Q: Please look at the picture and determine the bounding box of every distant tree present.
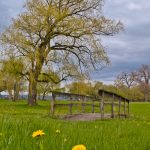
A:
[115,72,137,89]
[37,71,60,100]
[114,71,138,99]
[113,65,150,101]
[1,0,123,105]
[136,65,150,102]
[37,82,60,100]
[0,71,6,93]
[103,84,117,93]
[68,81,93,95]
[92,81,103,96]
[0,58,24,101]
[130,86,144,101]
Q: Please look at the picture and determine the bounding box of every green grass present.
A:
[0,100,150,150]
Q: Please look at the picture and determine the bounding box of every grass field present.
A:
[0,100,150,150]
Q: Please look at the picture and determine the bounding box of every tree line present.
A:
[66,64,150,102]
[114,65,150,102]
[0,62,149,102]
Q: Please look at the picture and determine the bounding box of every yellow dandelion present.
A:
[72,144,86,150]
[56,129,60,134]
[32,130,45,138]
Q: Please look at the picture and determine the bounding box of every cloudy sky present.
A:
[0,0,150,84]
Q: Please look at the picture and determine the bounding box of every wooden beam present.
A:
[128,100,130,116]
[111,94,115,118]
[124,99,126,118]
[100,91,104,119]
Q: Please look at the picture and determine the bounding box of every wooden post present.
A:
[82,96,85,113]
[51,93,55,114]
[100,92,104,119]
[128,100,130,116]
[92,99,94,113]
[118,97,121,118]
[111,94,115,118]
[69,96,73,115]
[124,99,126,118]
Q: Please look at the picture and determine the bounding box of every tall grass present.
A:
[0,100,150,150]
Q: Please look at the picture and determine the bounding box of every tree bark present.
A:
[28,59,44,105]
[28,47,46,105]
[38,94,41,100]
[8,89,13,101]
[42,91,46,100]
[28,73,38,106]
[13,82,20,101]
[144,93,148,102]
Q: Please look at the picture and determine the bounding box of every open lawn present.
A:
[0,100,150,150]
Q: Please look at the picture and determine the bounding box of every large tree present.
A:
[1,0,123,105]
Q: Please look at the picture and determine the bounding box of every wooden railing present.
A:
[98,90,130,118]
[51,91,101,115]
[50,90,130,119]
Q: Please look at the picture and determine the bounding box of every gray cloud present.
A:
[91,0,150,84]
[0,0,25,32]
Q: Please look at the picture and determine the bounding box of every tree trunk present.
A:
[144,92,148,102]
[8,89,13,101]
[13,82,20,101]
[28,75,38,106]
[13,83,17,102]
[27,48,45,105]
[38,94,41,100]
[42,91,46,100]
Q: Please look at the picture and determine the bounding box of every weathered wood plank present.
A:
[100,91,105,119]
[98,89,130,102]
[124,99,126,117]
[50,90,130,119]
[111,94,115,118]
[128,100,130,116]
